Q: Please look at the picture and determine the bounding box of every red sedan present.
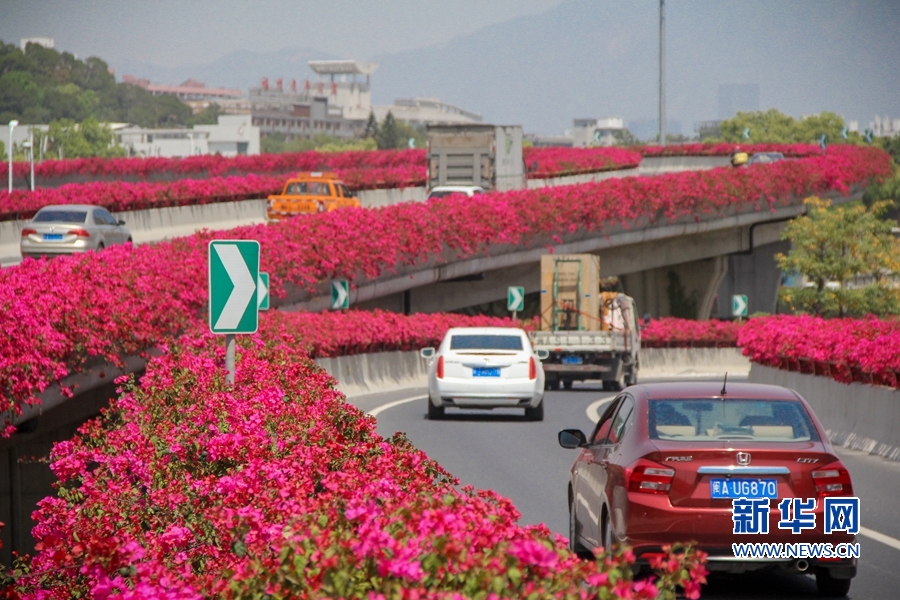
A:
[559,381,857,597]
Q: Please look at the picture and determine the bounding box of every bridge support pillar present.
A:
[620,255,728,320]
[715,240,790,318]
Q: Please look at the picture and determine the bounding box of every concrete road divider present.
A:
[639,347,750,377]
[749,364,900,462]
[315,350,430,399]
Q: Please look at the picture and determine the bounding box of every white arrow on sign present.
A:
[733,294,748,317]
[332,280,349,309]
[257,273,269,308]
[213,244,257,330]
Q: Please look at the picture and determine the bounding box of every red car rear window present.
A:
[648,399,820,442]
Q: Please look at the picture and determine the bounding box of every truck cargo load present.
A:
[531,254,640,391]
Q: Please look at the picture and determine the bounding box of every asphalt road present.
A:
[349,377,900,599]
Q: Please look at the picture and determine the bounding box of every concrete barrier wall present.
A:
[749,364,900,461]
[315,351,430,398]
[639,347,750,377]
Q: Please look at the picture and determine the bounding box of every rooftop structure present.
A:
[373,97,482,127]
[308,60,378,77]
[121,75,243,102]
[20,37,54,50]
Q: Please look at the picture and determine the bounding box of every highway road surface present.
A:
[350,377,900,599]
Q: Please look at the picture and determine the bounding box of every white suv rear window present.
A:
[450,335,523,351]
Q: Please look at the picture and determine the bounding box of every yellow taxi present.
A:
[266,172,361,219]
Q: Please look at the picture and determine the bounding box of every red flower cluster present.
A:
[738,315,900,388]
[0,145,889,421]
[8,333,707,598]
[637,143,823,158]
[524,147,642,178]
[641,317,743,348]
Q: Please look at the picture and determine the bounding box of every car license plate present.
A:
[472,367,500,377]
[710,478,778,499]
[43,233,63,241]
[561,356,583,365]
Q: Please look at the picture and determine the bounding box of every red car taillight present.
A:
[529,356,536,380]
[21,228,36,236]
[812,461,853,496]
[70,228,91,237]
[627,459,675,494]
[436,356,444,379]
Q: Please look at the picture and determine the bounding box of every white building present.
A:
[117,115,260,158]
[571,117,624,147]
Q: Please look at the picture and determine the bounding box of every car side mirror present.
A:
[420,347,435,359]
[558,429,587,449]
[117,219,126,226]
[536,349,550,360]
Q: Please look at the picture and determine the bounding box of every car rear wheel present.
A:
[569,501,592,560]
[815,567,851,597]
[525,401,544,421]
[602,510,615,551]
[427,399,444,420]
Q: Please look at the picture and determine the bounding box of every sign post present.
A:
[508,286,525,320]
[732,294,748,322]
[209,240,260,385]
[332,279,350,310]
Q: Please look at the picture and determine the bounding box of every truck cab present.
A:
[267,172,361,220]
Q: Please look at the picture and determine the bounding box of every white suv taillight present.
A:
[529,356,536,380]
[627,459,675,494]
[436,356,444,379]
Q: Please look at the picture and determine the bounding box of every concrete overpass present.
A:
[277,184,861,320]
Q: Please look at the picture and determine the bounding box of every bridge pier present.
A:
[619,256,728,320]
[715,240,790,318]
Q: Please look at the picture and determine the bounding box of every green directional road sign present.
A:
[257,272,270,311]
[208,240,260,334]
[732,294,749,318]
[508,286,525,312]
[332,279,349,310]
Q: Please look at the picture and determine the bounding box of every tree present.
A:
[612,128,640,146]
[363,111,379,140]
[718,109,845,144]
[777,197,900,316]
[47,117,125,159]
[375,111,400,150]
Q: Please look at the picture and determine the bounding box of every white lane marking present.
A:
[860,526,900,552]
[586,394,617,423]
[367,395,428,418]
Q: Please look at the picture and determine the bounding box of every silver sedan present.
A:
[20,205,132,258]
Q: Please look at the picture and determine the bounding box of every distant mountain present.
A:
[112,46,337,91]
[112,0,900,136]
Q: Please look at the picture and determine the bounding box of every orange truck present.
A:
[266,172,361,219]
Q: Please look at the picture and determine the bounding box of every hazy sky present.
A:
[1,0,566,65]
[2,0,899,134]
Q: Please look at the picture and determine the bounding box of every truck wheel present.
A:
[626,367,637,387]
[545,379,559,391]
[525,401,544,421]
[427,399,444,420]
[563,380,574,390]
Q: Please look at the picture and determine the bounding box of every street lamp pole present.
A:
[8,120,18,193]
[29,128,35,191]
[658,0,666,147]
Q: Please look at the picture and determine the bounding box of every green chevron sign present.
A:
[208,240,260,334]
[257,272,270,311]
[332,279,350,310]
[508,286,525,312]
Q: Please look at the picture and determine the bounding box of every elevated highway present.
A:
[278,186,861,319]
